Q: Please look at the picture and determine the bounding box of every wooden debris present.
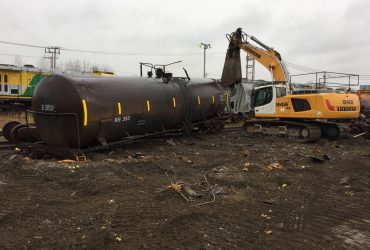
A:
[169,183,182,193]
[159,182,189,202]
[243,149,250,159]
[58,159,76,164]
[264,229,273,235]
[193,188,215,207]
[267,162,283,171]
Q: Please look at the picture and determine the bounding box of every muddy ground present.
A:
[0,130,369,249]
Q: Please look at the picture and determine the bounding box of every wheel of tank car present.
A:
[9,124,28,144]
[2,121,21,142]
[218,120,225,130]
[30,149,45,160]
[182,125,192,135]
[300,127,310,139]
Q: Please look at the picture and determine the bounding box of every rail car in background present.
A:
[0,64,115,111]
[0,64,48,110]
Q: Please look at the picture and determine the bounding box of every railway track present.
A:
[0,131,14,149]
[0,141,14,149]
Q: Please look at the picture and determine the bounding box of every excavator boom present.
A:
[221,28,289,85]
[240,43,288,82]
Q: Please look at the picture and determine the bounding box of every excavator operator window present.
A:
[276,87,287,98]
[254,86,273,107]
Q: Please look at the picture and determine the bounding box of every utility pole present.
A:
[200,43,211,78]
[44,46,61,71]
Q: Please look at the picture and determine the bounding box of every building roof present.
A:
[0,64,50,73]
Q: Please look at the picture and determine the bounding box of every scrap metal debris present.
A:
[211,184,229,195]
[353,132,368,138]
[182,185,203,198]
[166,139,176,146]
[309,154,331,163]
[159,175,228,206]
[339,176,351,185]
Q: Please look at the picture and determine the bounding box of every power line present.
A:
[0,40,46,49]
[63,48,204,56]
[0,52,40,58]
[2,39,369,77]
[0,39,226,57]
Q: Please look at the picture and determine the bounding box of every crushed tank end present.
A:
[221,28,243,88]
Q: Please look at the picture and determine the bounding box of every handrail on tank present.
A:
[25,110,82,150]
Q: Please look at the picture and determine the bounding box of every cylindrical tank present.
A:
[31,75,225,148]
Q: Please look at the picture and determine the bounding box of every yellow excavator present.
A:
[221,28,360,141]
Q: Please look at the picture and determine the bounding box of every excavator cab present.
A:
[253,85,287,115]
[254,86,273,109]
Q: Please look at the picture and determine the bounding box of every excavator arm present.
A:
[240,39,289,83]
[221,28,289,87]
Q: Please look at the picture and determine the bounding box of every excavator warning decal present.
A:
[244,46,261,59]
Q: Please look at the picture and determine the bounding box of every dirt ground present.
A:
[0,130,369,249]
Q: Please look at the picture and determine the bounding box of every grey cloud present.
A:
[0,0,369,78]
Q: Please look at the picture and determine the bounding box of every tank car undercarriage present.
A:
[2,114,225,158]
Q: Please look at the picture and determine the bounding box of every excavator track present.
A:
[243,119,349,142]
[311,121,350,139]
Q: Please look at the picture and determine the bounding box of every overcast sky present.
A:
[0,0,369,83]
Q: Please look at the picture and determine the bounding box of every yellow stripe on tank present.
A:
[147,100,151,112]
[198,96,201,105]
[82,99,88,126]
[172,97,176,108]
[212,96,215,104]
[117,102,122,115]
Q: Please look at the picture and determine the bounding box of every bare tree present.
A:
[91,63,113,73]
[37,57,49,69]
[91,64,99,72]
[52,59,114,73]
[14,55,22,67]
[56,61,64,71]
[101,64,113,72]
[82,59,91,73]
[64,59,82,72]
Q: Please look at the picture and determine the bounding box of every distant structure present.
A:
[0,63,115,111]
[44,46,61,71]
[245,56,255,81]
[360,84,370,90]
